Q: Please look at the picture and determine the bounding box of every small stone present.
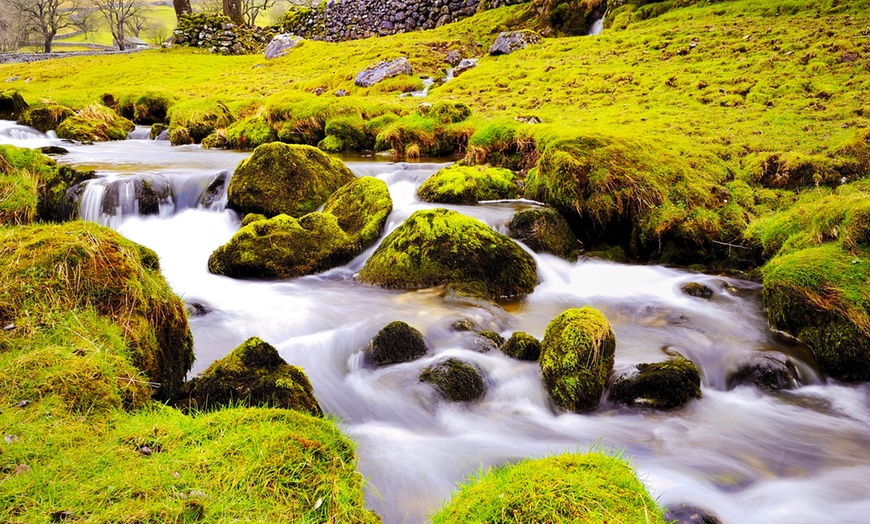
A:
[16,400,29,408]
[4,434,18,444]
[354,57,413,87]
[14,464,31,475]
[334,89,348,97]
[682,282,714,298]
[3,323,15,330]
[452,319,474,332]
[173,471,181,479]
[5,76,19,82]
[664,504,723,524]
[452,58,478,77]
[138,445,152,456]
[445,49,462,66]
[50,510,72,522]
[488,31,541,56]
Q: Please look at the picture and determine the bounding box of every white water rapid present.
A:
[3,121,870,523]
[589,16,605,36]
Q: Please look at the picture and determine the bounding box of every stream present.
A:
[3,122,870,523]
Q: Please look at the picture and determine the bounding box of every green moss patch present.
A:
[420,358,486,402]
[540,307,615,412]
[322,176,393,253]
[18,104,75,133]
[358,208,538,300]
[56,104,135,142]
[610,357,702,409]
[227,142,355,218]
[431,452,666,523]
[508,207,580,260]
[500,331,542,361]
[417,164,518,204]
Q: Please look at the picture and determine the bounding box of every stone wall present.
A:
[173,14,277,55]
[283,0,530,42]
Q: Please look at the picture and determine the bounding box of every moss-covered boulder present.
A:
[118,92,172,125]
[420,358,486,402]
[609,357,702,409]
[364,321,428,366]
[227,143,355,218]
[208,212,351,279]
[322,176,392,254]
[540,307,615,412]
[225,115,276,149]
[501,331,542,361]
[429,100,472,124]
[0,90,28,120]
[318,115,368,152]
[18,105,75,133]
[56,104,135,142]
[762,245,870,382]
[358,208,537,300]
[417,164,518,204]
[0,222,194,399]
[149,123,168,140]
[474,330,506,352]
[178,337,322,415]
[431,452,667,523]
[509,207,581,260]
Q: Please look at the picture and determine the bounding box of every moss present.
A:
[364,321,429,366]
[374,114,462,158]
[227,142,355,218]
[417,164,518,204]
[167,124,193,145]
[0,222,194,399]
[501,331,542,361]
[0,90,28,120]
[168,102,235,144]
[320,115,368,152]
[225,115,277,149]
[429,100,472,124]
[431,452,667,523]
[762,244,870,381]
[178,337,322,416]
[508,207,581,260]
[358,208,538,301]
[478,330,506,348]
[465,119,533,170]
[56,104,135,142]
[322,176,393,254]
[241,212,267,227]
[540,307,615,413]
[208,213,351,279]
[609,357,702,409]
[745,151,847,189]
[420,358,486,402]
[119,91,172,125]
[149,122,168,139]
[18,104,75,133]
[532,0,607,36]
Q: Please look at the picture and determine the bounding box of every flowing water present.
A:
[3,121,870,523]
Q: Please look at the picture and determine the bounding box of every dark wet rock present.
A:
[185,302,211,317]
[178,337,322,415]
[452,58,478,76]
[0,90,28,120]
[664,504,723,524]
[49,510,73,522]
[501,332,542,361]
[474,330,505,352]
[445,49,462,66]
[265,33,303,59]
[541,307,615,412]
[451,319,475,332]
[199,170,228,209]
[365,321,429,366]
[16,400,29,408]
[38,146,69,155]
[728,354,798,390]
[150,123,168,140]
[509,207,581,260]
[354,57,413,87]
[488,30,541,56]
[682,282,714,298]
[610,357,702,409]
[420,358,486,402]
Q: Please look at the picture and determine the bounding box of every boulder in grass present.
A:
[354,57,412,87]
[488,30,541,56]
[265,33,303,59]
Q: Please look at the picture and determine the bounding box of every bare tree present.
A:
[5,0,79,53]
[147,20,169,46]
[241,0,274,26]
[172,0,191,19]
[69,6,102,40]
[0,4,28,52]
[222,0,242,26]
[92,0,145,50]
[125,4,151,37]
[193,0,222,13]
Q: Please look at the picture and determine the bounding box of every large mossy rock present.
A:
[500,331,542,361]
[431,452,667,523]
[323,176,392,253]
[420,358,486,402]
[417,164,518,204]
[762,245,870,381]
[118,92,172,125]
[610,357,702,409]
[56,104,135,142]
[179,337,322,415]
[364,321,428,366]
[540,307,615,412]
[358,208,537,301]
[0,90,28,120]
[18,105,75,133]
[226,143,355,218]
[208,212,351,279]
[509,207,581,260]
[0,222,194,400]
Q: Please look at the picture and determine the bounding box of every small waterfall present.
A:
[127,126,152,140]
[0,122,46,142]
[402,77,436,98]
[589,15,605,36]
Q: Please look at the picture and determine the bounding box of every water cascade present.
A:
[1,121,869,524]
[589,16,605,36]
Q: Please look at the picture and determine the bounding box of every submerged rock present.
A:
[610,357,702,409]
[540,307,615,412]
[417,164,517,204]
[359,208,537,301]
[682,282,714,298]
[38,146,68,155]
[488,30,541,56]
[354,57,413,87]
[265,33,303,59]
[420,358,486,402]
[509,207,581,260]
[365,321,428,366]
[198,170,229,209]
[178,337,322,415]
[501,331,542,361]
[728,354,799,390]
[227,142,354,218]
[664,504,723,524]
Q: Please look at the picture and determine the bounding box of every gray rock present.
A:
[334,89,348,97]
[354,57,413,87]
[488,30,541,56]
[452,58,478,76]
[445,49,462,66]
[265,34,303,59]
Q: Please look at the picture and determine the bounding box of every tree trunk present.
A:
[43,35,52,54]
[222,0,244,26]
[116,27,126,50]
[173,0,192,19]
